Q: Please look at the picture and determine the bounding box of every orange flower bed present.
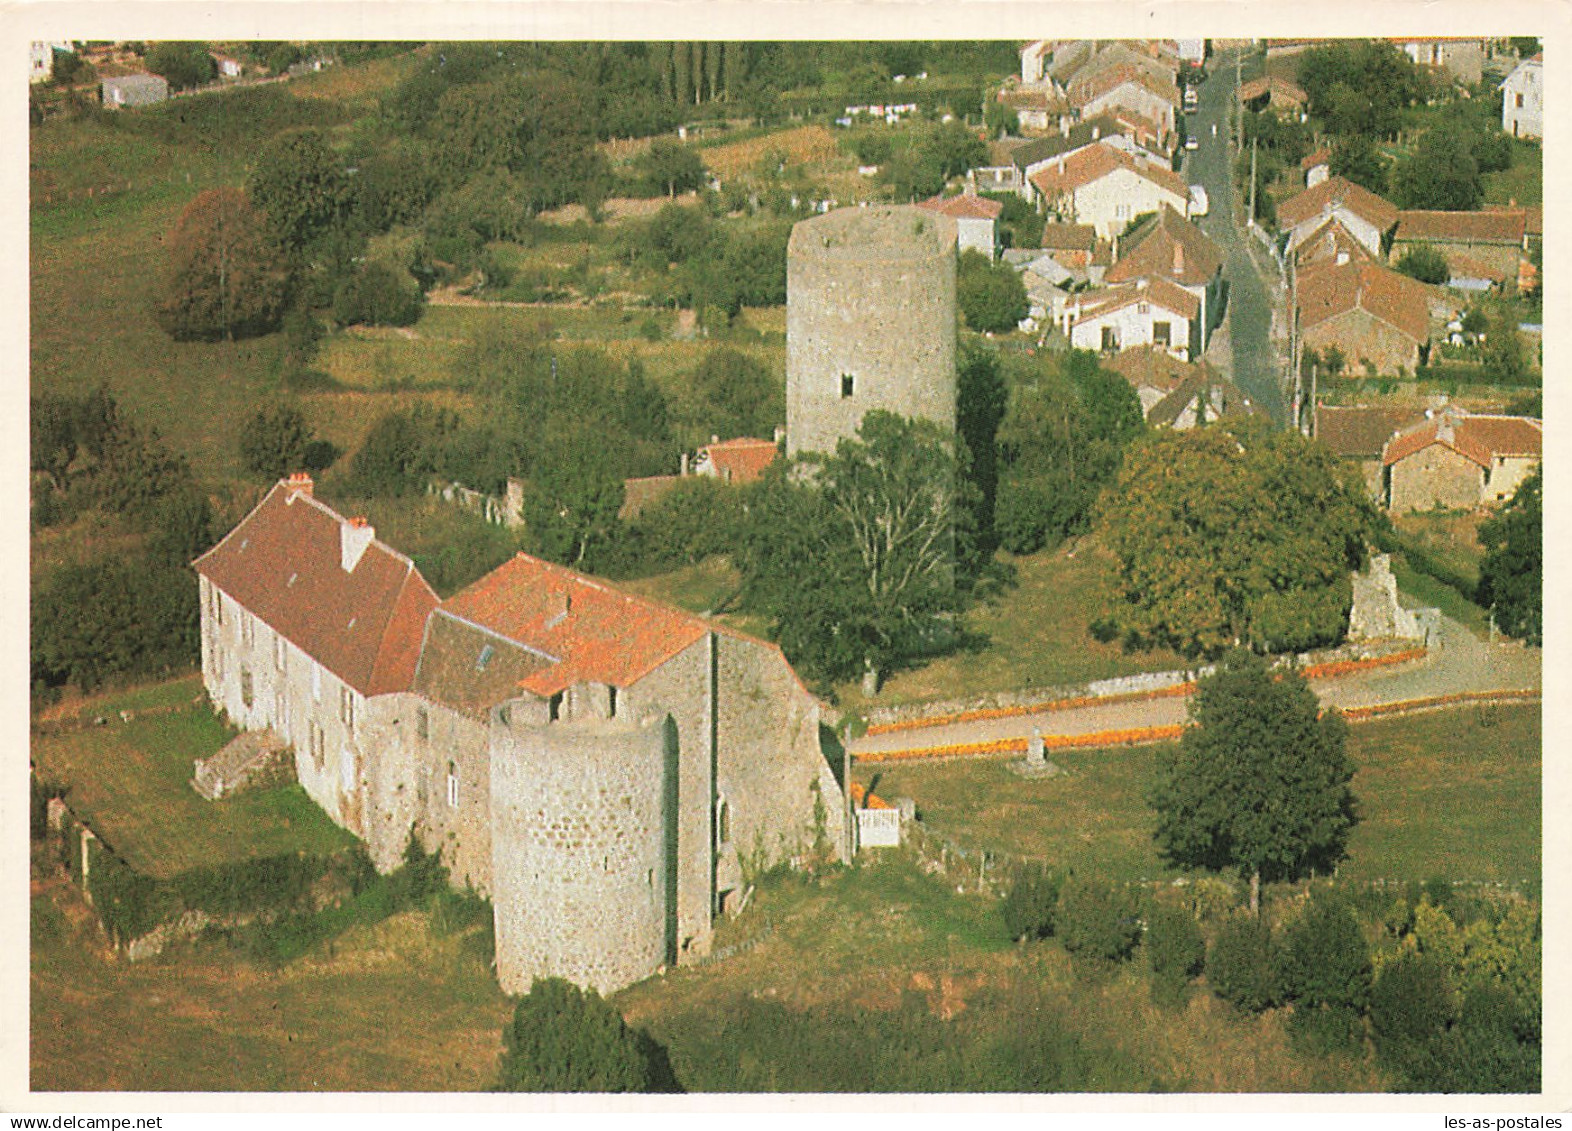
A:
[1339,689,1538,722]
[855,724,1185,764]
[1301,648,1427,682]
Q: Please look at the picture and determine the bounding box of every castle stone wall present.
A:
[489,711,669,996]
[786,205,958,460]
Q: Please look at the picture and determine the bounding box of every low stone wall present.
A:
[864,638,1428,734]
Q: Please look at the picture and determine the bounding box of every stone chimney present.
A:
[285,472,313,500]
[341,516,375,573]
[1091,125,1100,140]
[1336,250,1350,266]
[1172,243,1185,276]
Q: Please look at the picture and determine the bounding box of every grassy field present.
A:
[1482,137,1543,206]
[31,676,355,878]
[855,703,1540,888]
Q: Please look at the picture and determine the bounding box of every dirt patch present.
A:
[702,125,843,179]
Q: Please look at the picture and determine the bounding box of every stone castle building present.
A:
[194,474,848,994]
[785,205,958,459]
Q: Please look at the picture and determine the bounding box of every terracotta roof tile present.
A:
[1105,204,1223,286]
[1239,75,1308,105]
[1395,209,1526,245]
[1277,176,1399,235]
[1296,260,1431,344]
[1028,141,1187,203]
[1302,147,1332,170]
[1010,114,1125,171]
[440,553,712,697]
[1075,274,1200,322]
[702,436,780,483]
[1070,62,1180,109]
[917,191,1004,220]
[193,482,439,697]
[1314,404,1428,458]
[1381,412,1541,469]
[1039,221,1098,250]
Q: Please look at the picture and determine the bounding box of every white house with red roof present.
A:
[917,190,1004,259]
[195,475,848,995]
[1501,52,1542,139]
[1277,176,1399,262]
[1028,142,1190,240]
[1063,275,1202,360]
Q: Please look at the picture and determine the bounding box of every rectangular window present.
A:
[309,721,325,771]
[311,662,322,703]
[274,632,286,673]
[549,691,564,722]
[1517,92,1525,108]
[1153,321,1171,345]
[241,612,254,650]
[1101,326,1119,352]
[340,748,356,793]
[216,590,225,626]
[240,668,253,709]
[447,770,460,809]
[607,686,618,718]
[340,685,355,731]
[840,374,855,398]
[476,644,494,672]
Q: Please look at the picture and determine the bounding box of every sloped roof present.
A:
[1301,147,1332,170]
[1314,404,1428,459]
[439,553,713,697]
[1074,275,1200,322]
[1293,215,1379,268]
[1010,114,1126,171]
[1277,176,1399,234]
[1105,204,1223,287]
[917,191,1004,220]
[1296,260,1432,345]
[1238,75,1308,105]
[1394,209,1527,245]
[1486,202,1541,237]
[192,481,440,698]
[1382,412,1542,469]
[702,436,780,483]
[1028,141,1187,202]
[1039,221,1098,250]
[1104,344,1199,394]
[1069,60,1180,109]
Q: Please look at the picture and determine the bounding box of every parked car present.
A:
[1185,134,1200,151]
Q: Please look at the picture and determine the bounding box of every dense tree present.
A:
[689,347,782,440]
[239,402,315,481]
[350,409,434,496]
[1150,650,1357,913]
[638,138,707,198]
[332,261,424,327]
[1208,912,1281,1011]
[1394,245,1449,285]
[153,187,290,342]
[955,341,1009,552]
[1054,875,1141,964]
[1296,39,1427,139]
[955,248,1028,333]
[1001,863,1062,942]
[1095,420,1371,656]
[493,978,665,1092]
[1329,135,1388,195]
[523,431,628,570]
[1390,129,1482,211]
[144,41,217,91]
[996,350,1143,554]
[1478,469,1541,643]
[32,558,198,693]
[247,129,352,255]
[1277,892,1371,1010]
[1144,902,1206,1006]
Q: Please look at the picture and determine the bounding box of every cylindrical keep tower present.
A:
[786,205,958,460]
[490,709,670,996]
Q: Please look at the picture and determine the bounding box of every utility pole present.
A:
[1248,136,1258,225]
[1309,363,1318,437]
[1290,248,1301,432]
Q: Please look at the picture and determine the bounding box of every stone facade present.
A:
[196,480,848,997]
[1501,55,1542,140]
[1385,442,1482,512]
[1300,307,1421,376]
[785,205,957,459]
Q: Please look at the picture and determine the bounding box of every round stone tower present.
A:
[786,204,958,460]
[489,708,670,996]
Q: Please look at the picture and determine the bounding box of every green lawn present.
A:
[1482,138,1543,206]
[32,676,354,878]
[857,703,1540,889]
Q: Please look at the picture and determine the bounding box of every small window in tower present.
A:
[840,373,855,398]
[241,668,253,709]
[447,765,460,809]
[717,796,730,845]
[549,691,564,722]
[607,685,618,718]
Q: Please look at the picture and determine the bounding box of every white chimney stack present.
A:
[341,517,375,573]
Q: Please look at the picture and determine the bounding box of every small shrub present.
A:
[1286,1002,1364,1056]
[1055,875,1140,964]
[1145,902,1205,993]
[1277,892,1372,1011]
[1369,951,1454,1058]
[333,261,424,328]
[1209,913,1280,1012]
[1001,863,1062,942]
[494,978,665,1092]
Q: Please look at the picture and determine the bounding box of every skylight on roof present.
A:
[477,644,495,672]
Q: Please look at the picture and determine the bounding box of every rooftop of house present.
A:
[1073,274,1200,322]
[700,436,780,483]
[1293,215,1379,268]
[1382,411,1542,468]
[1105,204,1223,287]
[1028,139,1188,201]
[1010,113,1127,170]
[1068,61,1181,110]
[1394,209,1528,245]
[1313,404,1430,459]
[1038,221,1098,250]
[1301,146,1332,170]
[1277,175,1400,234]
[1238,74,1309,104]
[917,190,1004,220]
[192,477,440,698]
[1103,343,1202,394]
[1296,259,1432,344]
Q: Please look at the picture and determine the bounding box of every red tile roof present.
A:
[439,553,712,697]
[1238,75,1308,106]
[1070,62,1180,110]
[1076,274,1200,322]
[1395,209,1526,245]
[1105,204,1223,286]
[1028,141,1188,203]
[193,481,439,697]
[1296,260,1432,345]
[1039,221,1098,251]
[1277,176,1399,235]
[1314,404,1428,459]
[702,436,780,484]
[918,191,1004,220]
[1382,412,1541,469]
[1486,203,1542,237]
[1293,215,1378,268]
[1301,147,1332,170]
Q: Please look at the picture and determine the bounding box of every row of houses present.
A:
[1003,39,1192,152]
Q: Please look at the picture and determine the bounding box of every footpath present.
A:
[847,613,1540,764]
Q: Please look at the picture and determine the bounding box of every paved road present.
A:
[848,613,1540,760]
[1183,49,1289,426]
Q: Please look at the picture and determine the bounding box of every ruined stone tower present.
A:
[786,205,958,460]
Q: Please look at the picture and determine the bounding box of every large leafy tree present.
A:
[1391,128,1483,211]
[239,402,315,482]
[1296,39,1427,139]
[144,41,216,91]
[956,248,1028,333]
[153,187,290,342]
[736,411,972,691]
[247,129,352,256]
[1150,650,1357,914]
[996,349,1143,554]
[1095,420,1372,657]
[493,978,666,1092]
[1478,469,1541,644]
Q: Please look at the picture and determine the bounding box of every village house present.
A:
[1105,347,1238,429]
[1067,63,1179,145]
[1390,209,1529,290]
[1313,403,1430,499]
[1277,176,1400,261]
[917,191,1003,260]
[1296,259,1433,375]
[1029,143,1190,240]
[1238,74,1308,117]
[996,83,1072,134]
[1293,214,1379,272]
[1391,38,1485,86]
[194,475,847,996]
[1063,275,1201,361]
[1006,114,1167,204]
[100,72,169,109]
[30,40,74,84]
[1035,221,1100,271]
[1301,147,1331,188]
[1381,409,1542,512]
[1500,52,1542,139]
[1104,204,1225,353]
[1049,40,1179,93]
